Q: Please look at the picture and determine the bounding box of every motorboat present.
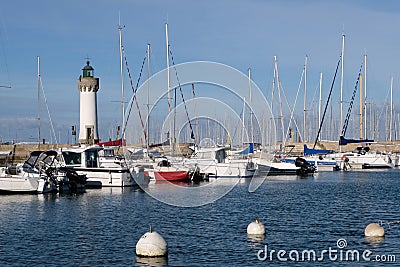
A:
[59,145,149,187]
[0,150,59,194]
[279,156,339,172]
[254,157,315,176]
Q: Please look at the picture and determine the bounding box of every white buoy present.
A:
[247,216,265,236]
[364,223,385,237]
[136,225,168,257]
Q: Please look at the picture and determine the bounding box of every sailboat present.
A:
[326,52,393,170]
[127,23,192,183]
[280,56,341,172]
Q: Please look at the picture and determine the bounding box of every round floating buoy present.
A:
[247,216,265,236]
[365,223,385,237]
[136,225,168,257]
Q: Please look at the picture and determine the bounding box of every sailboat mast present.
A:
[274,57,285,147]
[242,97,246,146]
[359,73,363,139]
[303,55,308,142]
[390,76,393,141]
[147,43,151,149]
[165,23,172,149]
[271,57,276,144]
[37,56,41,148]
[270,57,276,147]
[340,33,345,140]
[364,54,367,138]
[118,19,125,140]
[248,67,254,144]
[318,72,322,141]
[192,83,198,146]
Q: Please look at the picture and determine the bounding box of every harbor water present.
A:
[0,170,399,266]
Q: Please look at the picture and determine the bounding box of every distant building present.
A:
[78,61,99,145]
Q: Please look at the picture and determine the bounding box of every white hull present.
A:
[0,172,57,194]
[328,152,394,170]
[72,167,147,187]
[60,145,150,188]
[0,151,61,194]
[184,159,251,178]
[0,175,39,193]
[279,156,339,172]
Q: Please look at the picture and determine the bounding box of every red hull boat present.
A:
[153,170,189,182]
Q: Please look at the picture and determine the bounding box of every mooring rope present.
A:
[378,220,400,229]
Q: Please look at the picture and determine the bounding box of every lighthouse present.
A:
[78,60,100,144]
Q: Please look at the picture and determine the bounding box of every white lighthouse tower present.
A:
[78,60,100,144]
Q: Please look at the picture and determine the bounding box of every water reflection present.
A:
[364,236,385,247]
[247,234,265,244]
[135,256,168,267]
[0,170,399,266]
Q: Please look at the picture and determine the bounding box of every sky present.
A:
[1,0,400,144]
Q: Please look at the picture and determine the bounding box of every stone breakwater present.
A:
[0,143,193,166]
[1,141,400,166]
[0,144,73,165]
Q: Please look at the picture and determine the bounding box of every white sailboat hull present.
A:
[184,159,251,178]
[328,152,394,170]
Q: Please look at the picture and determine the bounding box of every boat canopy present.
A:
[238,143,254,155]
[339,136,374,146]
[304,144,333,156]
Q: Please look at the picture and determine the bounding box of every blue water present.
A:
[0,170,399,266]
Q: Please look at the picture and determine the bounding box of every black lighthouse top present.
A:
[82,60,94,78]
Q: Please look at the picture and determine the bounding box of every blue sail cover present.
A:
[239,143,254,155]
[304,144,333,156]
[338,136,374,146]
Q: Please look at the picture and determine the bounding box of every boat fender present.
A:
[247,216,265,236]
[136,225,168,257]
[364,223,384,237]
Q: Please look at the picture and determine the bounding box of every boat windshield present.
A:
[36,153,55,167]
[85,150,98,168]
[62,151,82,165]
[22,151,42,169]
[99,148,115,158]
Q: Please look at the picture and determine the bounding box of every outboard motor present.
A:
[295,157,316,176]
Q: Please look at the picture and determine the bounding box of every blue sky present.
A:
[1,0,400,143]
